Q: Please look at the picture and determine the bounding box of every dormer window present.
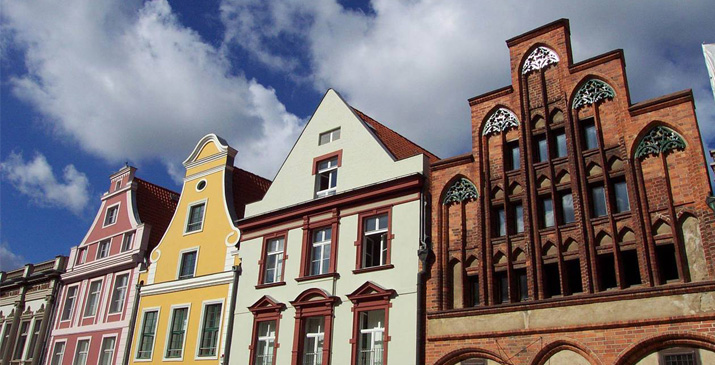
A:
[316,157,338,198]
[185,202,206,233]
[319,128,340,145]
[104,205,119,226]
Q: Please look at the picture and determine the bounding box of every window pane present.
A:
[199,304,222,357]
[264,238,284,283]
[583,120,598,150]
[73,340,89,365]
[61,287,77,321]
[84,281,102,317]
[122,232,134,251]
[319,133,331,145]
[256,321,276,365]
[508,142,520,170]
[26,319,41,360]
[186,203,205,232]
[514,204,524,233]
[110,274,129,313]
[614,181,630,213]
[50,342,65,365]
[166,308,188,358]
[591,185,607,217]
[494,207,506,237]
[357,310,385,365]
[179,251,197,279]
[561,193,575,223]
[535,135,548,162]
[303,317,324,365]
[137,311,158,359]
[555,131,567,157]
[311,228,331,276]
[98,337,116,365]
[13,321,29,360]
[541,198,554,228]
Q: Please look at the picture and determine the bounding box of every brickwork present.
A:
[425,19,715,364]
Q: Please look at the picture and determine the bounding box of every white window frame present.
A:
[96,239,111,260]
[315,158,338,198]
[72,337,91,365]
[263,237,285,284]
[60,285,79,322]
[121,231,135,252]
[310,228,332,276]
[176,247,200,280]
[103,203,120,227]
[302,317,325,365]
[49,340,66,365]
[98,335,117,365]
[109,272,130,314]
[12,319,31,361]
[194,299,225,360]
[362,214,389,268]
[135,307,160,362]
[83,279,103,318]
[162,304,191,362]
[318,128,341,145]
[183,199,207,235]
[76,248,87,265]
[254,320,277,365]
[357,310,385,365]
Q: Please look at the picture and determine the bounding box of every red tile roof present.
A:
[231,168,271,219]
[135,178,180,253]
[351,108,439,163]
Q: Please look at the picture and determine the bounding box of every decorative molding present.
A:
[443,178,479,205]
[572,79,616,109]
[522,46,559,74]
[141,271,233,296]
[634,126,686,159]
[482,108,520,136]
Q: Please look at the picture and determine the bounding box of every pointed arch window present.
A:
[443,178,478,205]
[634,126,686,159]
[522,46,560,74]
[572,79,616,109]
[483,108,520,136]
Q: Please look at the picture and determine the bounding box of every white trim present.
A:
[184,165,225,183]
[24,316,43,361]
[59,284,80,323]
[182,133,236,168]
[82,278,103,319]
[108,270,131,315]
[176,246,200,280]
[183,199,208,235]
[195,179,208,192]
[134,307,161,362]
[71,336,92,365]
[121,231,135,252]
[49,339,67,365]
[162,304,191,362]
[95,238,111,260]
[98,334,117,365]
[141,271,233,296]
[79,200,106,247]
[194,298,225,360]
[102,202,121,228]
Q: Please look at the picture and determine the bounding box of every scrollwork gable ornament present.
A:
[572,79,616,109]
[482,108,520,136]
[443,178,479,205]
[522,46,560,75]
[634,126,686,159]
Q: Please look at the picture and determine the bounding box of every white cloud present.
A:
[221,0,715,159]
[0,152,90,215]
[2,0,302,179]
[0,242,26,271]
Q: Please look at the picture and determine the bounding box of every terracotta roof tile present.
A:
[135,178,180,253]
[231,168,271,219]
[351,108,439,163]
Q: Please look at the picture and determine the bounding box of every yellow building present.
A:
[128,134,270,364]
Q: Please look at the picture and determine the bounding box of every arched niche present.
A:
[679,213,707,282]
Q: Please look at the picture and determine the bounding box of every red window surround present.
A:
[289,288,339,365]
[256,231,289,289]
[297,210,340,281]
[347,282,396,365]
[248,296,286,365]
[353,207,394,273]
[311,150,343,175]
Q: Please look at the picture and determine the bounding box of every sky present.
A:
[1,0,714,270]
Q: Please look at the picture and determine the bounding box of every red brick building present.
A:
[425,19,715,365]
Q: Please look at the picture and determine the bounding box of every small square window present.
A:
[97,240,110,259]
[186,203,206,233]
[362,214,389,268]
[319,128,341,145]
[316,157,338,197]
[178,251,197,280]
[104,206,119,226]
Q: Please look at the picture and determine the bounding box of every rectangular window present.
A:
[76,248,87,265]
[590,185,607,217]
[255,320,277,365]
[614,180,630,213]
[264,237,285,284]
[513,203,524,234]
[26,319,42,360]
[104,205,119,226]
[137,311,158,359]
[166,307,188,358]
[186,203,206,233]
[362,214,389,268]
[560,192,575,224]
[663,352,696,365]
[598,253,618,290]
[506,141,520,170]
[582,118,598,150]
[543,262,561,298]
[565,259,583,294]
[357,310,385,365]
[319,128,341,145]
[50,342,65,365]
[622,249,642,287]
[534,135,548,162]
[656,244,680,282]
[467,275,479,307]
[98,337,116,365]
[0,324,10,356]
[554,129,567,158]
[121,232,134,252]
[109,274,129,313]
[494,271,509,304]
[178,250,198,280]
[97,239,110,259]
[303,317,325,365]
[316,157,339,197]
[493,207,506,237]
[61,286,78,321]
[515,268,528,302]
[84,280,102,317]
[73,339,90,365]
[540,197,555,228]
[198,303,222,357]
[12,320,30,360]
[310,227,332,276]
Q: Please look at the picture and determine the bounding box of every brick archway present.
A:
[433,347,508,365]
[614,332,715,365]
[529,339,603,365]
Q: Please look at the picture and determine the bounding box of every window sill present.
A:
[353,264,394,274]
[295,272,340,282]
[255,282,286,289]
[590,216,609,224]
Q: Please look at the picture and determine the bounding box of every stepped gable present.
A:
[135,178,179,253]
[232,168,271,219]
[351,107,439,164]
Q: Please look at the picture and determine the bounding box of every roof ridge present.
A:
[134,177,180,196]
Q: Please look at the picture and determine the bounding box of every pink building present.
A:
[45,166,178,365]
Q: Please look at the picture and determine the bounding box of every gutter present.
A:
[416,188,431,365]
[222,264,242,365]
[123,282,143,365]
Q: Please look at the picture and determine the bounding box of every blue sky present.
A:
[1,0,714,270]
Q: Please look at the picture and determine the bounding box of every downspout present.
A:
[122,282,143,365]
[222,264,242,365]
[416,187,431,365]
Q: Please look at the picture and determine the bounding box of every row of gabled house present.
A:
[2,19,715,365]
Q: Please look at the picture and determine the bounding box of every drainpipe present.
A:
[123,282,143,365]
[222,264,242,365]
[416,189,431,365]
